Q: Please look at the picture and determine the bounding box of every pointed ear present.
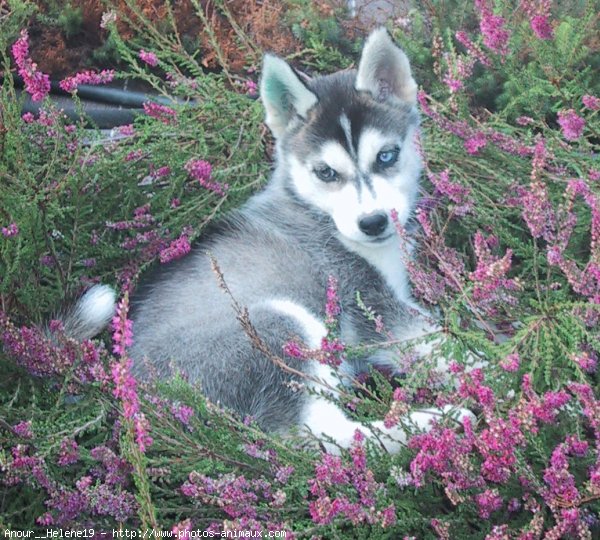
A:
[355,28,417,105]
[260,54,318,138]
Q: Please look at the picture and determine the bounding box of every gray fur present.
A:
[127,29,425,434]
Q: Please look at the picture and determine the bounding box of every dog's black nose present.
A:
[358,213,388,236]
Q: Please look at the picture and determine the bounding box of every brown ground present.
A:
[25,0,309,77]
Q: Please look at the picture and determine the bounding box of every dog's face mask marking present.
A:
[260,28,421,247]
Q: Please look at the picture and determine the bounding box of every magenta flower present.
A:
[582,94,600,110]
[245,80,258,94]
[139,50,158,67]
[470,231,519,309]
[143,102,177,125]
[111,296,134,356]
[516,116,534,126]
[1,223,19,238]
[12,421,33,439]
[118,124,135,136]
[530,15,553,39]
[464,132,487,155]
[59,69,115,93]
[325,275,340,325]
[11,30,50,102]
[185,158,229,196]
[475,489,502,518]
[557,109,585,141]
[159,233,191,263]
[475,1,510,56]
[499,352,520,372]
[171,403,194,426]
[57,438,79,467]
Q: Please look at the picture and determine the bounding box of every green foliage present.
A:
[1,0,600,537]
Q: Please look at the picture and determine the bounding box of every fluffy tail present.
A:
[60,284,117,340]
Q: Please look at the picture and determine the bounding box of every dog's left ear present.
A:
[355,28,417,105]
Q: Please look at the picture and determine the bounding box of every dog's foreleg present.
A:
[301,364,473,454]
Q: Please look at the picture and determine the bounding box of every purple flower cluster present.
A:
[59,69,115,93]
[557,109,586,141]
[139,49,159,67]
[5,441,136,526]
[159,232,191,263]
[110,293,152,452]
[470,231,519,312]
[474,0,511,56]
[1,223,19,237]
[185,158,229,196]
[143,101,178,125]
[11,30,50,101]
[0,311,106,384]
[308,431,396,527]
[521,0,554,39]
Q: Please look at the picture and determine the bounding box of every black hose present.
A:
[8,74,185,108]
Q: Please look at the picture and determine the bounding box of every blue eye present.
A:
[376,147,400,167]
[315,166,338,182]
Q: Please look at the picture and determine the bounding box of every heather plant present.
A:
[1,0,600,538]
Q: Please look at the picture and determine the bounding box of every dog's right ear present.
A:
[260,54,318,139]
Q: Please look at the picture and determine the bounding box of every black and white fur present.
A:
[73,29,470,452]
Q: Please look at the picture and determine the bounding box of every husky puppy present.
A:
[74,29,469,452]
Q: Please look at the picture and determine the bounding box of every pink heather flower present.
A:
[245,80,258,94]
[380,505,396,527]
[139,50,158,67]
[185,159,228,196]
[1,223,19,237]
[571,351,597,373]
[428,169,473,213]
[153,166,171,178]
[530,15,553,39]
[12,421,33,439]
[134,413,153,453]
[111,357,139,418]
[118,124,135,136]
[159,233,191,263]
[565,435,588,457]
[499,352,520,372]
[171,403,194,426]
[282,340,307,359]
[442,54,474,93]
[475,1,510,56]
[557,109,585,141]
[516,116,534,126]
[112,295,134,356]
[57,438,79,466]
[325,275,340,325]
[143,102,177,125]
[464,132,487,155]
[455,31,491,67]
[59,69,115,93]
[521,181,554,240]
[582,94,600,110]
[543,443,580,505]
[125,149,144,162]
[470,231,519,308]
[172,519,192,537]
[21,112,35,123]
[475,489,502,518]
[11,30,51,102]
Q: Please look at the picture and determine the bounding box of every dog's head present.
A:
[260,28,421,247]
